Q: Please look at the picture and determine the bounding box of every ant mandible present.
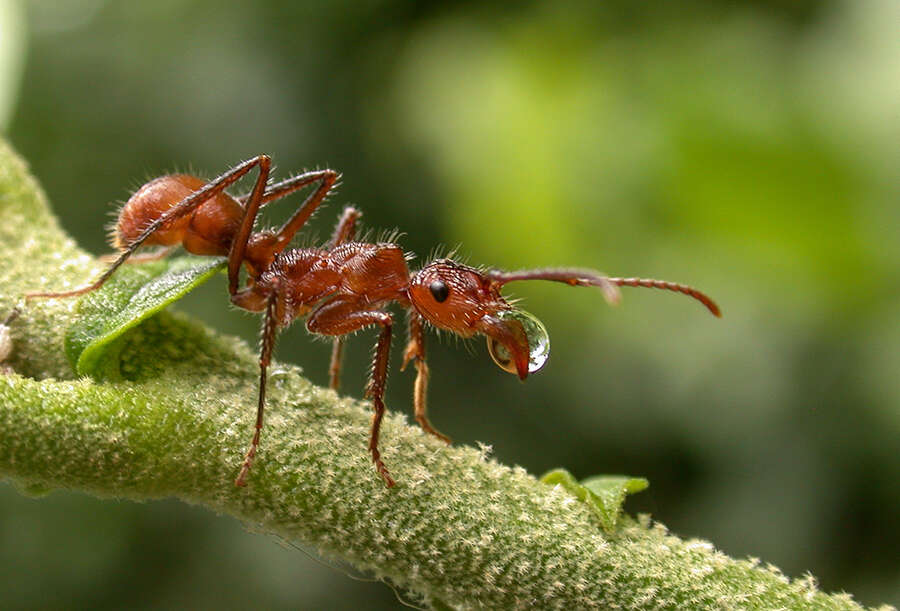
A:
[27,155,721,488]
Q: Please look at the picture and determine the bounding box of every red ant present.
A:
[27,155,721,488]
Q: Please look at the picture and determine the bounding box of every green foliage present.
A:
[541,468,649,533]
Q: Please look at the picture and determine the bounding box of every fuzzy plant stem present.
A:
[0,140,886,610]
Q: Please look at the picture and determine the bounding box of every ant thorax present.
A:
[248,242,412,325]
[327,243,410,303]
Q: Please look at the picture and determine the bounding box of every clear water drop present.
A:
[487,308,550,374]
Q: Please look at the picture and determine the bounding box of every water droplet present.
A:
[487,309,550,374]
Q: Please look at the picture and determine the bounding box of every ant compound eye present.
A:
[429,280,450,303]
[486,309,550,375]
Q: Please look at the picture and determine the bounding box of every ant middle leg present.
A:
[325,206,361,391]
[328,339,344,391]
[365,318,396,488]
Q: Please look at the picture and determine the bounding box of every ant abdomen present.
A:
[114,174,243,256]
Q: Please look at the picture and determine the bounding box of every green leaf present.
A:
[541,468,649,532]
[581,475,650,530]
[64,255,226,377]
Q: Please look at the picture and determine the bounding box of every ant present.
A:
[27,155,721,488]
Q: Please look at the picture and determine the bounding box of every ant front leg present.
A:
[27,155,273,300]
[307,298,396,487]
[325,207,361,391]
[235,293,279,487]
[401,311,450,444]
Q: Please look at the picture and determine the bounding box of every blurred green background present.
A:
[2,0,898,608]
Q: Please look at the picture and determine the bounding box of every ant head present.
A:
[408,260,720,379]
[408,259,550,380]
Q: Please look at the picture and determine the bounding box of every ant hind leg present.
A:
[99,246,176,264]
[227,167,338,295]
[27,155,274,300]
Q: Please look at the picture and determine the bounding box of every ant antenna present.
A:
[607,276,721,317]
[487,268,622,305]
[487,268,721,316]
